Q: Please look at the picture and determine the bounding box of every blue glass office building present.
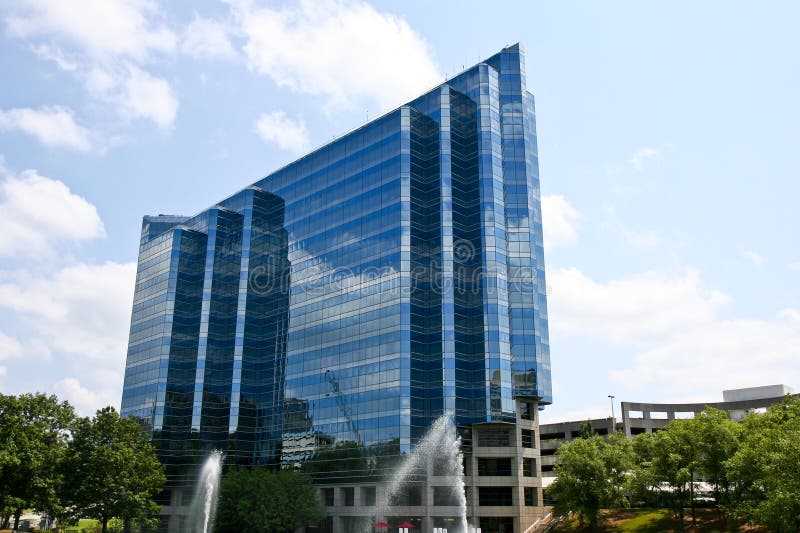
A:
[121,44,551,532]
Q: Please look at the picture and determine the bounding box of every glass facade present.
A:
[121,44,551,489]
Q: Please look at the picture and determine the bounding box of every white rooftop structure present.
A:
[723,384,794,402]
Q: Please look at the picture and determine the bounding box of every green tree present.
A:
[215,468,325,533]
[60,407,166,533]
[629,432,661,507]
[577,420,597,439]
[0,393,75,530]
[547,432,633,531]
[646,419,704,528]
[727,396,800,532]
[693,408,741,523]
[629,409,742,528]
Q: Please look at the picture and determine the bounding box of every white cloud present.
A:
[549,266,800,398]
[0,158,131,414]
[0,259,135,415]
[0,150,132,412]
[0,105,95,151]
[611,311,800,394]
[0,331,50,361]
[181,15,236,61]
[234,0,441,110]
[629,147,660,171]
[255,111,310,154]
[0,260,133,414]
[778,308,800,324]
[743,250,764,266]
[31,43,77,70]
[54,377,120,416]
[541,194,581,250]
[3,1,179,130]
[0,163,105,257]
[0,261,136,361]
[605,205,659,249]
[549,267,729,344]
[620,225,660,249]
[0,330,22,360]
[85,64,178,129]
[4,0,176,61]
[788,262,800,271]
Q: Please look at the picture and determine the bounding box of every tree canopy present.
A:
[548,431,633,531]
[0,393,75,530]
[60,406,166,533]
[726,396,800,531]
[547,400,800,532]
[215,468,325,533]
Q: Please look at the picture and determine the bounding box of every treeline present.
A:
[547,395,800,532]
[0,393,165,533]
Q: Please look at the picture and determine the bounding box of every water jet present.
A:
[188,450,223,533]
[378,415,470,532]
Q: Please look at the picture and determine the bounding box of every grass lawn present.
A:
[610,509,674,532]
[63,518,100,532]
[552,508,768,532]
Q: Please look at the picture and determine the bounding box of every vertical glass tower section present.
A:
[121,44,550,488]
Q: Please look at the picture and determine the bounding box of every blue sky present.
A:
[0,0,798,422]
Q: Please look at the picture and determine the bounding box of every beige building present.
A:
[312,398,551,533]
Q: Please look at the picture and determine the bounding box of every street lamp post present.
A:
[608,394,616,431]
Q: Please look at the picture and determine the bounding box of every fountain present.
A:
[188,450,223,533]
[376,415,470,533]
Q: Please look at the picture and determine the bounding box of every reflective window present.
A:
[321,488,334,506]
[523,457,536,477]
[521,429,535,448]
[524,487,537,506]
[478,487,513,506]
[477,428,511,447]
[360,486,376,507]
[477,458,512,476]
[342,487,354,507]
